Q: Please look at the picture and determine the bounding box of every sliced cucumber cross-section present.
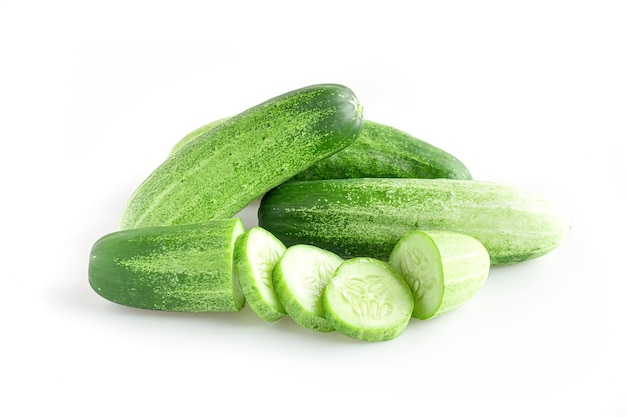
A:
[233,227,287,322]
[272,244,343,332]
[323,257,414,341]
[389,230,490,320]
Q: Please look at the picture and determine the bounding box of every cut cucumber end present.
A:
[230,219,247,311]
[272,244,343,332]
[233,226,287,322]
[389,230,490,320]
[388,231,444,319]
[323,257,414,342]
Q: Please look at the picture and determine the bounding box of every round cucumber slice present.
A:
[388,230,490,320]
[272,244,343,332]
[233,227,287,322]
[322,257,414,342]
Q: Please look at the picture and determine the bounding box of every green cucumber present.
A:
[119,83,364,230]
[88,218,245,312]
[233,226,287,322]
[168,119,472,180]
[291,120,472,180]
[388,230,490,320]
[168,116,230,156]
[272,244,343,332]
[258,178,571,265]
[322,257,414,342]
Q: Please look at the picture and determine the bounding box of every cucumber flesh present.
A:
[388,230,490,319]
[233,227,287,322]
[322,257,414,342]
[272,244,343,332]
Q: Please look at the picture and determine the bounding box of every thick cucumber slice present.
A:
[233,227,287,322]
[322,258,414,342]
[388,230,490,320]
[272,244,343,332]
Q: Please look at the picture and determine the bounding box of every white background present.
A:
[2,1,625,415]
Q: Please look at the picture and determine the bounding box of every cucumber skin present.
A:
[119,84,364,230]
[88,219,245,312]
[291,120,472,181]
[168,117,230,156]
[258,178,571,265]
[169,119,472,180]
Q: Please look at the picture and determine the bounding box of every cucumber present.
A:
[168,119,472,180]
[168,116,230,156]
[119,83,364,230]
[233,226,287,322]
[88,218,245,312]
[388,230,490,320]
[258,178,571,265]
[272,244,343,332]
[322,257,414,342]
[291,120,472,181]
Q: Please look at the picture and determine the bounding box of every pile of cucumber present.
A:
[89,83,571,342]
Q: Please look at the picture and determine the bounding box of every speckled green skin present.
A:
[167,117,230,156]
[291,120,472,181]
[169,119,472,180]
[88,219,245,312]
[119,84,364,230]
[258,178,571,265]
[389,230,490,320]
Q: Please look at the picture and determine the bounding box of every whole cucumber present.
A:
[119,84,364,229]
[292,120,472,180]
[258,178,571,265]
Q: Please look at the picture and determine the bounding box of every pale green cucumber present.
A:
[258,178,571,265]
[388,230,490,320]
[168,116,230,156]
[119,83,364,230]
[322,257,414,342]
[88,218,245,312]
[233,226,287,322]
[272,244,343,332]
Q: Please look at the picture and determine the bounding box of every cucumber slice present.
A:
[388,230,490,320]
[272,244,343,332]
[233,227,287,322]
[322,257,414,342]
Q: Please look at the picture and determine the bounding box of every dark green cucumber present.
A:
[119,83,364,229]
[258,178,571,265]
[291,120,472,180]
[88,218,245,312]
